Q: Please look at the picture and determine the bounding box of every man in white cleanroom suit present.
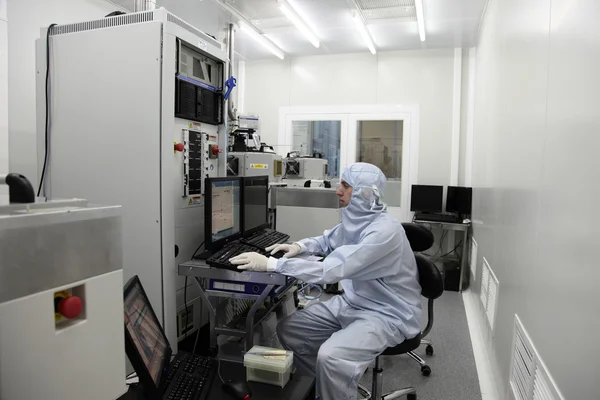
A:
[230,163,422,400]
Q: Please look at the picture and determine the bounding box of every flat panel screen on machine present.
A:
[205,177,242,250]
[124,276,170,388]
[243,176,269,236]
[410,185,443,212]
[446,186,473,214]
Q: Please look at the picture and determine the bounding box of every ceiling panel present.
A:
[101,0,487,59]
[356,0,417,24]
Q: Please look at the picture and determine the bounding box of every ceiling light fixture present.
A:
[239,21,285,60]
[278,0,320,48]
[352,11,376,55]
[415,0,426,41]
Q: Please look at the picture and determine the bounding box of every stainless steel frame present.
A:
[178,259,295,354]
[412,219,471,291]
[359,355,417,400]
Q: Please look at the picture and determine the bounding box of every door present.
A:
[282,114,348,179]
[348,114,415,221]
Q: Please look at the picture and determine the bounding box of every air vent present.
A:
[470,238,478,279]
[356,0,416,24]
[510,316,564,400]
[480,257,499,330]
[48,10,221,50]
[50,11,154,36]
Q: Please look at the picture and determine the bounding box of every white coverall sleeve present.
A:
[275,228,403,284]
[296,224,343,256]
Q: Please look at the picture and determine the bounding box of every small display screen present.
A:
[210,179,241,243]
[124,280,169,386]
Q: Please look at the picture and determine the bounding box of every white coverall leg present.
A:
[277,295,404,400]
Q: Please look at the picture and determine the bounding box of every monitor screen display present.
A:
[410,185,443,212]
[243,176,269,235]
[209,179,241,244]
[446,186,473,214]
[124,279,169,386]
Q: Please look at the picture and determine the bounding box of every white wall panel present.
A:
[472,0,600,398]
[7,0,118,188]
[289,53,378,107]
[0,0,8,202]
[245,49,455,185]
[244,58,292,148]
[377,50,454,184]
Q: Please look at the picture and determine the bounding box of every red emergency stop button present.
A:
[174,143,185,152]
[211,145,219,156]
[58,296,83,319]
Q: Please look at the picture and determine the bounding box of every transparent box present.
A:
[243,346,293,388]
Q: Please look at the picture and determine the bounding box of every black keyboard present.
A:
[206,244,269,271]
[163,353,216,400]
[414,212,461,223]
[242,230,290,249]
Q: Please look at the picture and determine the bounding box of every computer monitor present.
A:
[204,177,242,250]
[123,276,172,396]
[242,176,269,237]
[446,186,473,215]
[410,185,443,212]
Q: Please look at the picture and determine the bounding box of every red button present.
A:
[211,145,219,155]
[58,296,83,319]
[174,143,185,152]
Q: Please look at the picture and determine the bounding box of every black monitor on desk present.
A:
[410,185,443,213]
[204,177,242,250]
[446,186,472,215]
[242,176,269,237]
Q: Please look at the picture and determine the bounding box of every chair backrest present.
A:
[415,254,444,300]
[401,223,434,252]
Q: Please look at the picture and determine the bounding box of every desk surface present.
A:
[118,360,315,400]
[413,219,471,231]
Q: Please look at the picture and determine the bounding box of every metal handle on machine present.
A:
[1,173,35,204]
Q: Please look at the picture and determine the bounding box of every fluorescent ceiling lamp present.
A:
[352,11,376,55]
[415,0,426,41]
[239,21,285,60]
[278,1,320,48]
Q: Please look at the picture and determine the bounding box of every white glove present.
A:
[265,243,303,258]
[229,252,269,272]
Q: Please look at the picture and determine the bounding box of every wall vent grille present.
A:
[509,316,564,400]
[50,11,154,36]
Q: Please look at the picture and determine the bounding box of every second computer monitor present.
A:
[410,185,443,212]
[204,177,242,250]
[242,176,269,237]
[446,186,472,215]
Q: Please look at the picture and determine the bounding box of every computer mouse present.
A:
[271,250,286,259]
[222,380,251,400]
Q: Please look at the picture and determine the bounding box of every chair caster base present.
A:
[421,365,431,376]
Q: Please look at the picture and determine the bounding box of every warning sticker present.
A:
[250,164,268,169]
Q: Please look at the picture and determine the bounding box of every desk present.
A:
[119,360,315,400]
[412,220,471,292]
[178,260,296,352]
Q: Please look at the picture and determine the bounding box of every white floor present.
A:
[463,288,502,400]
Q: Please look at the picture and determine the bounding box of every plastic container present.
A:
[244,346,293,388]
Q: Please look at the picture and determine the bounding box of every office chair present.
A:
[401,223,438,376]
[359,253,444,400]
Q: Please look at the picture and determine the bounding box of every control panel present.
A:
[181,129,218,197]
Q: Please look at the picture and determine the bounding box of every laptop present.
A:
[124,276,216,400]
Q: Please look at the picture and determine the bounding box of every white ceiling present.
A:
[107,0,487,60]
